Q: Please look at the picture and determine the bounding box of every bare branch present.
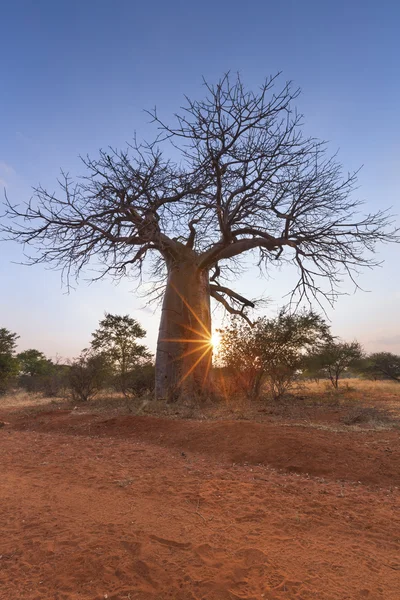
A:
[1,72,398,305]
[210,288,254,326]
[209,283,255,308]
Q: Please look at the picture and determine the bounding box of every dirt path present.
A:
[0,412,399,599]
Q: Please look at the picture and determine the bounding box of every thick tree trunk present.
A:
[155,259,212,401]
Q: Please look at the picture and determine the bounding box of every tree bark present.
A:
[155,259,212,401]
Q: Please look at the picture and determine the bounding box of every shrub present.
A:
[124,363,155,398]
[68,351,110,402]
[19,364,70,397]
[304,341,364,389]
[218,311,330,401]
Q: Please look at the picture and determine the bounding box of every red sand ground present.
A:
[0,409,399,599]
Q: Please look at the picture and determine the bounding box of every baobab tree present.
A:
[2,74,398,400]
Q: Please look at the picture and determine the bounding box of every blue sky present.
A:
[1,0,399,358]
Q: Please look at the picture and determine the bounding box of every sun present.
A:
[210,330,221,350]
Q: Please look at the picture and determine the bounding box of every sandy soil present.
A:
[0,409,399,599]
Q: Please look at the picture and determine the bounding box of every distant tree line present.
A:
[0,314,154,401]
[1,310,399,402]
[216,311,400,400]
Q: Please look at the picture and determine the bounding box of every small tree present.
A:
[0,327,19,394]
[91,313,151,395]
[17,349,53,376]
[306,341,363,388]
[218,310,330,400]
[18,349,57,394]
[68,350,110,402]
[362,352,400,382]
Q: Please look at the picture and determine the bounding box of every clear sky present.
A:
[1,0,399,359]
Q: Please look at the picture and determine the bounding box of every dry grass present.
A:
[0,390,64,410]
[304,378,400,397]
[340,405,395,426]
[303,378,400,417]
[1,378,399,431]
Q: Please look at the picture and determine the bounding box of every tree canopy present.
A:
[362,352,400,382]
[0,327,19,355]
[305,340,364,388]
[3,73,397,309]
[17,349,53,376]
[90,313,151,395]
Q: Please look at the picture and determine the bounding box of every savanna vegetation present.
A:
[1,309,399,417]
[0,313,154,403]
[2,74,398,402]
[1,74,399,600]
